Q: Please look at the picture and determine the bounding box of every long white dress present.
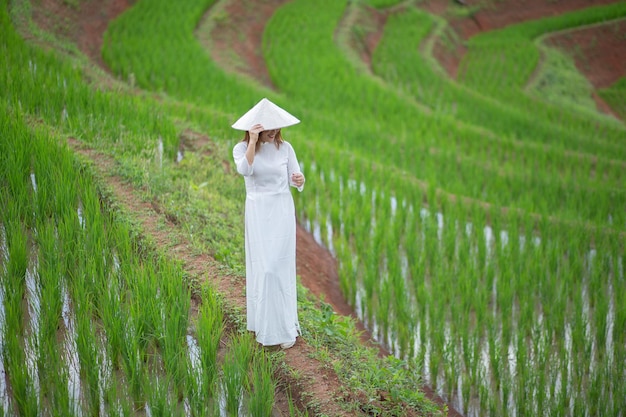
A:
[233,139,304,346]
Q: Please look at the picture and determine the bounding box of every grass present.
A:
[599,76,626,119]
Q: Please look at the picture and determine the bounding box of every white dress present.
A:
[233,139,304,346]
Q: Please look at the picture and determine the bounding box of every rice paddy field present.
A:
[1,0,625,416]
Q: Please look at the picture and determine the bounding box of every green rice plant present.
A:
[43,343,74,416]
[98,270,126,370]
[158,262,191,398]
[195,285,224,398]
[247,350,276,417]
[4,339,38,416]
[590,254,611,356]
[222,332,254,416]
[127,263,162,355]
[34,221,78,416]
[1,281,13,415]
[35,222,64,342]
[0,242,24,413]
[3,220,28,338]
[361,0,404,8]
[99,358,135,417]
[72,279,101,414]
[186,327,222,417]
[120,318,145,406]
[0,120,32,228]
[145,374,178,417]
[2,223,37,415]
[527,45,597,112]
[376,270,391,345]
[335,234,357,307]
[598,77,626,119]
[102,0,260,116]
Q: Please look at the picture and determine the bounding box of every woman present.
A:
[232,98,305,349]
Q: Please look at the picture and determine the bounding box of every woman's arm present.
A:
[286,142,305,192]
[233,124,264,175]
[245,124,263,165]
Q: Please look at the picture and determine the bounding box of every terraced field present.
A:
[1,0,625,416]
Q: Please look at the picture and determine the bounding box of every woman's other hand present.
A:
[291,172,305,187]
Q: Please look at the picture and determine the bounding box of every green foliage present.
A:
[195,285,224,396]
[360,0,404,9]
[3,0,626,415]
[222,333,254,415]
[248,351,276,417]
[102,0,260,113]
[528,47,597,112]
[298,287,442,416]
[599,77,626,119]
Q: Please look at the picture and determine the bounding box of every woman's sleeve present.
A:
[233,142,253,176]
[287,143,305,192]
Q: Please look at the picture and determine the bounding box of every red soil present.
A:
[545,19,626,90]
[419,0,625,118]
[31,0,133,70]
[545,19,626,119]
[421,0,620,78]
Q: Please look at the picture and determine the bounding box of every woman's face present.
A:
[260,129,280,142]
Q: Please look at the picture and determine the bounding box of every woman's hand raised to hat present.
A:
[245,123,263,165]
[249,124,264,144]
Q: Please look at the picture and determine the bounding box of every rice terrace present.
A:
[1,0,625,415]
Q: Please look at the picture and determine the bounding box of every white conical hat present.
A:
[231,98,300,131]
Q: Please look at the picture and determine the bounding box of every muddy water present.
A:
[61,283,83,415]
[24,255,41,406]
